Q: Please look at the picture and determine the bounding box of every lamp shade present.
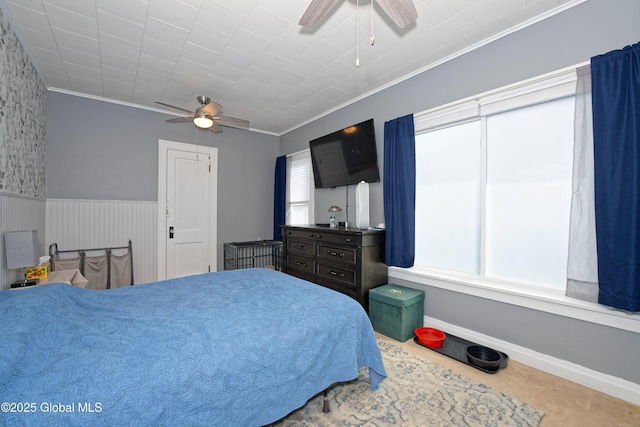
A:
[4,230,39,269]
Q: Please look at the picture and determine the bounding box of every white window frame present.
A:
[286,149,314,226]
[390,63,639,333]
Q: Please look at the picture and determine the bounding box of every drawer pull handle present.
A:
[296,261,308,267]
[327,250,344,257]
[295,245,307,251]
[329,270,345,278]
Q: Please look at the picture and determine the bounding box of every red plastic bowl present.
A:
[415,327,446,348]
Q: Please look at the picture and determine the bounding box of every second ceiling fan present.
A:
[299,0,418,29]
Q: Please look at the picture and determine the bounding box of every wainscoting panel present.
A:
[46,199,158,285]
[0,193,46,291]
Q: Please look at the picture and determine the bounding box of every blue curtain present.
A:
[383,114,416,268]
[591,42,640,312]
[273,155,287,241]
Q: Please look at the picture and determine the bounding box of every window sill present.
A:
[389,266,639,333]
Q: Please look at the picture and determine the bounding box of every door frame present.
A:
[157,139,218,281]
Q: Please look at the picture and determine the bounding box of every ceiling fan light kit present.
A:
[193,113,214,129]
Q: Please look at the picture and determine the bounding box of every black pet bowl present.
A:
[465,345,502,370]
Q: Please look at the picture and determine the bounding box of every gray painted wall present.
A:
[46,91,280,267]
[280,0,640,386]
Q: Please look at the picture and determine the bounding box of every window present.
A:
[415,120,481,274]
[286,150,314,225]
[414,70,576,291]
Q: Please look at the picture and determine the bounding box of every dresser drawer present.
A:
[285,229,323,241]
[285,228,361,246]
[317,262,356,287]
[316,244,356,264]
[316,233,360,246]
[287,238,315,257]
[286,254,315,276]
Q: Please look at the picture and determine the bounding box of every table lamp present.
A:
[4,230,39,288]
[328,205,342,228]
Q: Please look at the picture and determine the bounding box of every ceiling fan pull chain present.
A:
[195,124,200,161]
[356,0,360,67]
[370,0,375,45]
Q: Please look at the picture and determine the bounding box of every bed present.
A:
[0,268,386,426]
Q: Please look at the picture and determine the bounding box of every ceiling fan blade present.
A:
[209,122,222,133]
[166,116,195,123]
[376,0,418,29]
[198,101,223,117]
[299,0,342,26]
[156,101,195,115]
[216,115,250,129]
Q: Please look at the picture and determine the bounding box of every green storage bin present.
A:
[369,284,424,342]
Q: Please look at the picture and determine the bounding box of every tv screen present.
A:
[309,119,380,188]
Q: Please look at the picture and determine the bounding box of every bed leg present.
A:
[322,389,330,413]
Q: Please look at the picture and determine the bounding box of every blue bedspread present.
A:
[0,268,385,426]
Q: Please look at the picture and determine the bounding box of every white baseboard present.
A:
[423,315,640,406]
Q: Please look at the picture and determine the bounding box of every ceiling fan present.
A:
[299,0,418,29]
[156,96,250,133]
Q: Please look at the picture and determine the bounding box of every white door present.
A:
[158,140,217,280]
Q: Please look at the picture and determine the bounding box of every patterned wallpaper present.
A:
[0,7,46,198]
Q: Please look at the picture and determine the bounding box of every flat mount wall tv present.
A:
[309,118,381,189]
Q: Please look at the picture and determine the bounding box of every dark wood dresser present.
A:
[280,225,388,311]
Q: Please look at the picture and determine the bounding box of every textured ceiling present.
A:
[2,0,582,135]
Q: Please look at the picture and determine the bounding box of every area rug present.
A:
[269,340,544,426]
